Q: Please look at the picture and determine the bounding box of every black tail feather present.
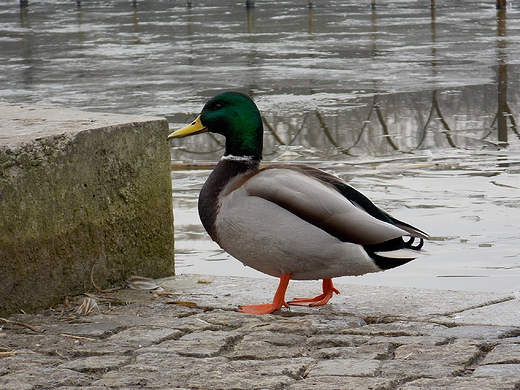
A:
[364,236,424,271]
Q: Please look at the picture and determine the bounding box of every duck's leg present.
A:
[288,278,340,307]
[238,273,291,314]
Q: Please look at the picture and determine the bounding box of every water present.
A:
[1,0,519,293]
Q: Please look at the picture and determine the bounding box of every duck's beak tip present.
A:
[167,116,207,140]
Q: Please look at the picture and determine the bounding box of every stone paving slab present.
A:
[0,274,519,389]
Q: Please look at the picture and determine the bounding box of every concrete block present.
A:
[0,103,175,316]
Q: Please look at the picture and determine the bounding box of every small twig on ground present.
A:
[0,351,19,356]
[0,317,44,333]
[59,333,98,342]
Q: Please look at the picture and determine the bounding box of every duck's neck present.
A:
[222,114,263,161]
[198,155,260,242]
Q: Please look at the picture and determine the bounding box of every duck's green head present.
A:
[168,92,263,160]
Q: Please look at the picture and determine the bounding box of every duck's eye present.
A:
[213,103,223,110]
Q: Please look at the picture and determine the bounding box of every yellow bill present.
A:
[167,116,207,139]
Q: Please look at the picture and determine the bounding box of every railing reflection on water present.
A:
[495,5,517,146]
[169,81,519,164]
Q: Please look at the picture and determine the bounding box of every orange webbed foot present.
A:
[238,302,289,315]
[238,273,292,315]
[288,279,340,307]
[288,293,334,306]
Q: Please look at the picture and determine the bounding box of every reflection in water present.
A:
[420,6,456,149]
[246,6,254,35]
[132,3,139,35]
[170,84,517,163]
[307,7,314,34]
[497,6,509,145]
[1,0,520,292]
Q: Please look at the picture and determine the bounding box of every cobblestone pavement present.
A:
[1,275,519,389]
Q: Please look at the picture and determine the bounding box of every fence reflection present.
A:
[169,81,518,164]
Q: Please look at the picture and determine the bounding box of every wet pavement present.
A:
[1,274,519,389]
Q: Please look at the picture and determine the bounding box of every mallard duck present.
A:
[168,92,428,315]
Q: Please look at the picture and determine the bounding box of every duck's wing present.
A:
[294,165,429,239]
[243,167,415,246]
